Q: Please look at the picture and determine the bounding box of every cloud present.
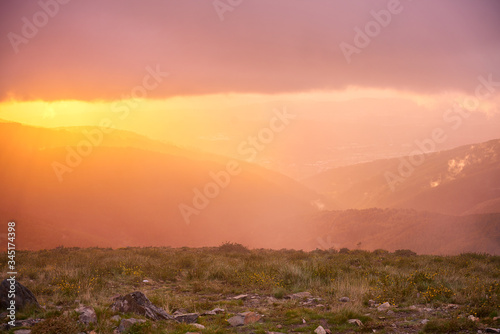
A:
[1,0,499,101]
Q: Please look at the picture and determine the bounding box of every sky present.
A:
[0,0,499,152]
[1,0,500,252]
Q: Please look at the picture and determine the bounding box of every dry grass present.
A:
[1,245,499,333]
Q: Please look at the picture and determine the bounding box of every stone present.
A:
[377,302,391,311]
[387,310,395,315]
[339,297,350,302]
[290,292,312,299]
[2,318,42,331]
[117,318,146,332]
[368,299,376,306]
[315,325,327,334]
[227,315,245,327]
[348,319,363,326]
[421,319,429,325]
[202,307,225,315]
[191,323,205,329]
[0,280,39,311]
[240,311,262,324]
[468,315,480,322]
[14,330,31,334]
[173,308,188,315]
[174,313,199,324]
[111,315,121,322]
[110,291,173,321]
[75,305,97,325]
[233,294,248,300]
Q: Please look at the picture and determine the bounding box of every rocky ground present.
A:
[1,246,499,333]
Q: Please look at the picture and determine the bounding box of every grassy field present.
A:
[1,244,499,333]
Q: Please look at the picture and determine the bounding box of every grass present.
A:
[1,245,499,333]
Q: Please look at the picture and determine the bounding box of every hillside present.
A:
[305,139,500,215]
[2,122,499,255]
[0,122,321,250]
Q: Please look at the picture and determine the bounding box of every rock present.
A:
[240,311,262,324]
[232,294,248,300]
[387,310,395,315]
[227,312,262,326]
[0,279,39,311]
[174,313,199,324]
[14,330,31,334]
[173,308,188,315]
[485,329,500,333]
[339,297,350,302]
[111,315,121,322]
[202,307,225,315]
[348,319,363,326]
[290,292,312,299]
[315,325,327,334]
[302,318,306,323]
[468,315,480,322]
[117,318,146,332]
[493,316,500,321]
[421,319,429,325]
[368,299,376,306]
[110,291,173,321]
[377,302,391,311]
[191,323,205,329]
[227,315,245,327]
[75,305,97,325]
[444,303,459,309]
[2,318,42,330]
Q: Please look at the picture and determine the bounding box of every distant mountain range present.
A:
[0,121,320,250]
[1,121,498,254]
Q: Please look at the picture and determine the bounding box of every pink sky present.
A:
[1,0,499,101]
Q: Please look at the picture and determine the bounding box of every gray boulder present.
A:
[0,279,39,310]
[110,291,173,321]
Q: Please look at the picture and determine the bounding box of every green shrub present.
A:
[393,249,417,257]
[217,242,250,253]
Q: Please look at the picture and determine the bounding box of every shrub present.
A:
[217,242,250,253]
[339,248,350,254]
[393,249,417,257]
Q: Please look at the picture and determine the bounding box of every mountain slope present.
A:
[305,139,500,215]
[0,122,321,250]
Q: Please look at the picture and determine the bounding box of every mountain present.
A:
[305,208,500,255]
[0,122,322,250]
[305,139,500,215]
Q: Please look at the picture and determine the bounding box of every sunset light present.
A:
[1,1,499,332]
